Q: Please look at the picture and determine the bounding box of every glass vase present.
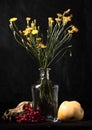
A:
[31,68,59,122]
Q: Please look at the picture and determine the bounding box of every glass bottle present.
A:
[31,68,59,122]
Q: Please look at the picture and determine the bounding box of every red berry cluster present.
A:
[15,104,45,123]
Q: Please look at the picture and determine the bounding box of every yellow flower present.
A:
[48,17,54,26]
[55,18,61,22]
[57,13,62,18]
[72,25,79,33]
[48,17,53,21]
[26,17,31,27]
[31,29,38,35]
[26,17,31,21]
[36,37,42,41]
[68,29,73,34]
[62,16,72,25]
[9,17,17,22]
[19,30,22,34]
[68,25,78,34]
[31,21,36,29]
[38,43,47,48]
[23,30,29,35]
[48,17,53,23]
[23,27,33,35]
[26,27,32,31]
[23,28,30,35]
[27,37,31,41]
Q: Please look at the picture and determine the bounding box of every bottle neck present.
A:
[39,68,51,80]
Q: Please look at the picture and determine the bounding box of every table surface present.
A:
[0,120,92,129]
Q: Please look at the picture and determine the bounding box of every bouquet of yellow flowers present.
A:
[9,9,78,69]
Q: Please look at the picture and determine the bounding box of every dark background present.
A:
[0,0,92,121]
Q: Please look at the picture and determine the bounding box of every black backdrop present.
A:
[0,0,92,120]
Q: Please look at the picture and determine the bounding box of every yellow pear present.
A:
[58,100,84,121]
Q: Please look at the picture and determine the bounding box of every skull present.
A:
[2,101,32,121]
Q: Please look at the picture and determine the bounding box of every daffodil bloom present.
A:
[48,17,53,21]
[31,20,36,29]
[55,18,61,22]
[31,29,38,35]
[48,17,54,27]
[26,27,33,31]
[57,13,62,18]
[19,30,22,34]
[36,37,42,42]
[62,16,72,25]
[36,37,42,43]
[68,25,78,34]
[23,27,32,35]
[72,25,79,33]
[23,29,30,35]
[26,17,31,21]
[68,29,73,34]
[38,43,47,48]
[26,17,31,27]
[27,37,31,42]
[9,17,17,22]
[49,19,54,24]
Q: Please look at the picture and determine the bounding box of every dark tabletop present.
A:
[0,120,92,130]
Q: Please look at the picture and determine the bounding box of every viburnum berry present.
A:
[15,104,45,123]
